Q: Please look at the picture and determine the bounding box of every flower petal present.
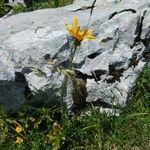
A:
[81,29,88,38]
[85,29,94,36]
[65,23,72,30]
[83,35,96,40]
[75,26,80,37]
[73,16,79,30]
[66,23,74,35]
[66,16,96,42]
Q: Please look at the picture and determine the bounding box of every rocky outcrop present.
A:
[0,0,149,112]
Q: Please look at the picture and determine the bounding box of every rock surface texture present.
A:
[0,0,149,112]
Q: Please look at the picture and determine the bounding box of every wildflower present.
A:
[16,137,23,144]
[53,121,61,133]
[16,126,23,133]
[47,121,65,150]
[66,16,96,42]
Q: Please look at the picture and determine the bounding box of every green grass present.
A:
[0,0,12,17]
[0,0,74,16]
[0,65,149,149]
[13,0,74,14]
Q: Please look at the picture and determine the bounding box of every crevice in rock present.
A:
[52,41,70,60]
[71,6,94,12]
[131,10,147,49]
[58,41,71,53]
[74,70,93,81]
[87,50,102,59]
[141,29,150,47]
[135,11,147,42]
[142,38,150,47]
[101,37,113,42]
[70,0,97,28]
[43,53,51,60]
[22,67,33,74]
[143,51,150,60]
[75,69,106,82]
[75,50,102,71]
[71,0,96,13]
[74,58,86,69]
[89,0,97,17]
[91,70,106,82]
[109,9,136,20]
[106,63,125,83]
[58,60,70,68]
[15,72,27,82]
[129,53,139,68]
[112,37,119,51]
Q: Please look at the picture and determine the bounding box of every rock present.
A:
[9,0,24,6]
[0,0,149,112]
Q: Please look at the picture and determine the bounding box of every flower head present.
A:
[53,121,61,133]
[16,137,23,144]
[16,126,23,133]
[66,16,96,42]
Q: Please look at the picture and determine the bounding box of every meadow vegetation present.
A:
[0,0,149,149]
[0,65,149,150]
[13,0,74,14]
[0,0,74,16]
[0,0,11,17]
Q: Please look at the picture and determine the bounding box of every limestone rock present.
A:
[0,0,149,112]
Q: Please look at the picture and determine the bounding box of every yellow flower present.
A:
[16,137,23,144]
[66,16,96,42]
[53,121,61,133]
[16,126,23,133]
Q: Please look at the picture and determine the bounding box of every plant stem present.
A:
[60,39,79,114]
[69,39,78,69]
[61,39,79,124]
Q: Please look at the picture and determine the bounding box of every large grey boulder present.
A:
[0,0,149,112]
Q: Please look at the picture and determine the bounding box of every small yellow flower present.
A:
[16,126,23,133]
[66,16,96,42]
[53,121,61,133]
[16,137,23,144]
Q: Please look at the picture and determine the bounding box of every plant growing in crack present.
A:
[26,16,96,116]
[60,16,96,114]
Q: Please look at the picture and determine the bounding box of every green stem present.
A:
[62,39,78,101]
[69,39,79,69]
[60,39,79,125]
[61,39,78,106]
